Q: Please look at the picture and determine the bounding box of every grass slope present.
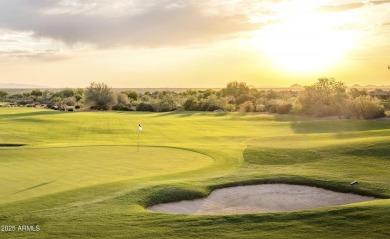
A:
[0,108,389,238]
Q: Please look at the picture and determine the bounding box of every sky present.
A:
[0,0,389,88]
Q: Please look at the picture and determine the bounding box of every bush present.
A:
[117,93,130,105]
[136,102,154,112]
[239,101,255,112]
[84,82,117,110]
[183,98,199,111]
[62,97,76,106]
[255,104,265,112]
[345,96,385,119]
[123,91,138,101]
[277,103,292,114]
[112,103,132,111]
[205,104,222,111]
[290,100,303,115]
[224,104,236,112]
[235,94,254,105]
[382,101,390,110]
[299,78,347,116]
[268,105,277,113]
[156,101,175,112]
[200,95,226,111]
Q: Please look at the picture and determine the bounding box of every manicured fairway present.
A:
[0,108,389,238]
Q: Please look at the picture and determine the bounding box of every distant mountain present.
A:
[290,84,303,88]
[348,84,390,89]
[0,83,50,89]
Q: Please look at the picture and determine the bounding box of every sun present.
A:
[252,14,356,74]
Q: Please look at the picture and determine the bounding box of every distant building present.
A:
[369,90,390,100]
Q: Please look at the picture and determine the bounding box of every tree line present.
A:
[0,78,388,119]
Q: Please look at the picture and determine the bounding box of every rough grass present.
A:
[0,108,389,238]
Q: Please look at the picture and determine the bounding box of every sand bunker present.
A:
[148,184,377,215]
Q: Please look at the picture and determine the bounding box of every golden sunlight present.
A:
[253,14,357,73]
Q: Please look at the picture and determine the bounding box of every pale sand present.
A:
[148,184,377,215]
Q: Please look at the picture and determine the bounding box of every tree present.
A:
[236,94,254,105]
[136,102,154,111]
[0,90,8,100]
[183,97,199,111]
[123,90,138,101]
[345,96,385,119]
[58,88,75,98]
[117,93,130,105]
[153,93,178,112]
[239,101,255,112]
[349,88,367,98]
[84,82,117,110]
[31,89,43,99]
[221,81,250,98]
[62,97,76,106]
[299,78,347,116]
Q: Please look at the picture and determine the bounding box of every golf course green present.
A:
[1,107,389,238]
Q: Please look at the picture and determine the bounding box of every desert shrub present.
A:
[345,96,385,119]
[290,100,303,115]
[0,90,8,100]
[255,104,265,112]
[136,102,154,112]
[84,82,117,110]
[268,105,277,113]
[277,103,293,114]
[75,105,81,110]
[239,101,255,112]
[117,93,130,105]
[236,94,254,105]
[123,91,138,101]
[112,103,132,111]
[140,95,150,102]
[153,95,178,112]
[299,78,347,117]
[62,97,76,106]
[224,104,236,112]
[349,88,367,98]
[205,104,222,111]
[221,81,250,98]
[183,98,199,111]
[155,101,175,112]
[382,101,390,110]
[200,95,226,111]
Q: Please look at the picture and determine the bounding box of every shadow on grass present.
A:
[0,144,26,147]
[0,110,63,119]
[12,181,56,195]
[150,111,229,118]
[287,118,390,134]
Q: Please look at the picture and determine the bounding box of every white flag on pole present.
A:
[138,124,142,131]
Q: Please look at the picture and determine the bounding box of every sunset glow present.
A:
[253,14,358,73]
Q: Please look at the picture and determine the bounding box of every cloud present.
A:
[0,48,67,61]
[0,0,264,48]
[0,39,18,43]
[370,0,390,5]
[317,3,365,13]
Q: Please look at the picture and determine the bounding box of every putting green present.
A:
[0,145,213,204]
